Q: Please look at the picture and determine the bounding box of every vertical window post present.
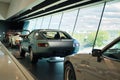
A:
[58,12,64,29]
[92,2,106,50]
[72,8,80,36]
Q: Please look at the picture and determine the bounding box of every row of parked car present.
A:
[3,30,30,48]
[4,29,80,63]
[19,29,80,63]
[2,29,120,80]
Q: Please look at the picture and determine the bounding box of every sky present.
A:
[28,0,120,32]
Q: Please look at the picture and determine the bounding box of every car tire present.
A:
[30,48,38,64]
[19,46,25,57]
[64,62,76,80]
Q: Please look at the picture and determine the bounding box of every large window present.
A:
[60,10,78,35]
[49,13,62,29]
[28,19,37,31]
[26,0,120,53]
[41,15,51,29]
[73,4,104,53]
[35,17,43,29]
[96,1,120,49]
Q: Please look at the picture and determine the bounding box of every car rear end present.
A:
[35,30,79,57]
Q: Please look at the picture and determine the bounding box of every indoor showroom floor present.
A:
[5,43,64,80]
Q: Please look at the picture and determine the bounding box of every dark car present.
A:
[64,36,120,80]
[19,29,80,63]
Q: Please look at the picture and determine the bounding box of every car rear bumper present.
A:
[34,47,76,57]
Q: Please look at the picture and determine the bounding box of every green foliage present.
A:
[73,30,110,47]
[85,31,110,47]
[85,32,96,47]
[96,31,109,46]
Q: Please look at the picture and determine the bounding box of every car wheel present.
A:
[19,46,25,57]
[64,62,76,80]
[30,49,38,64]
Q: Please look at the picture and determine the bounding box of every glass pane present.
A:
[27,19,37,31]
[96,1,120,49]
[41,15,51,29]
[60,10,78,35]
[40,31,71,39]
[49,13,62,29]
[23,21,29,30]
[35,17,43,29]
[103,41,120,60]
[73,4,104,53]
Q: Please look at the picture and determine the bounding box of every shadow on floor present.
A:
[12,49,64,80]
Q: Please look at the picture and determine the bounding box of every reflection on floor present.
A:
[9,48,64,80]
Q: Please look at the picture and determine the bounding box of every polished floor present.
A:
[6,45,64,80]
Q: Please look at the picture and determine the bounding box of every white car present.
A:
[7,30,30,48]
[11,33,22,46]
[0,41,35,80]
[64,36,120,80]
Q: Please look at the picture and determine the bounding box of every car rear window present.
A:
[40,31,71,39]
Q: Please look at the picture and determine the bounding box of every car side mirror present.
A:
[92,49,102,62]
[92,49,102,57]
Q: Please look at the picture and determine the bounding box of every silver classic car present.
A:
[19,29,80,63]
[64,36,120,80]
[0,41,35,80]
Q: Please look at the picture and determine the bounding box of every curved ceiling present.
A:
[6,0,108,22]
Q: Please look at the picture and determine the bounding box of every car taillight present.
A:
[73,39,80,47]
[73,43,79,47]
[37,43,49,47]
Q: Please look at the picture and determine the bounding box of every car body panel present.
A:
[35,39,74,54]
[21,29,80,57]
[64,36,120,80]
[0,42,35,80]
[65,53,120,80]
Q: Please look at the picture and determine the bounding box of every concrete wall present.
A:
[0,2,9,20]
[0,0,45,19]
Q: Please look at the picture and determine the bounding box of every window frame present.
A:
[102,37,120,61]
